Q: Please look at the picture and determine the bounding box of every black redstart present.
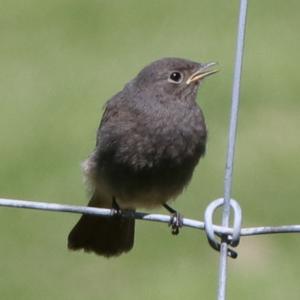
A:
[68,57,218,257]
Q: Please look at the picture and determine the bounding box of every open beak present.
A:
[186,62,219,84]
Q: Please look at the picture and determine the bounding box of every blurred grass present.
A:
[0,0,300,299]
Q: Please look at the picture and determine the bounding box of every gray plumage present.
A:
[68,57,217,257]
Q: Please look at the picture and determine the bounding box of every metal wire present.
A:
[218,0,248,299]
[0,197,300,237]
[204,198,242,259]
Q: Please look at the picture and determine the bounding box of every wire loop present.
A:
[204,198,242,259]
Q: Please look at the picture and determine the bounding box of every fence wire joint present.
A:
[204,198,242,259]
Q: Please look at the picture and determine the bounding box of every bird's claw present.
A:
[112,197,122,217]
[169,212,183,235]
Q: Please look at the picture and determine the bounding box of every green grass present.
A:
[1,0,300,299]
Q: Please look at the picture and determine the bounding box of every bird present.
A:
[67,57,218,257]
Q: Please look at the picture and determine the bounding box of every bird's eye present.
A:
[168,71,183,84]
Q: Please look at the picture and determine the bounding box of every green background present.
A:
[1,0,300,299]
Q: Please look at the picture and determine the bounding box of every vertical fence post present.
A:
[217,1,248,299]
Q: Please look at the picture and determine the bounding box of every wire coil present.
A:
[204,198,242,259]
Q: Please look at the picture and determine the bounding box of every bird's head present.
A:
[133,57,218,103]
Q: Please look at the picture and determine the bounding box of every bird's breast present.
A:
[89,101,207,208]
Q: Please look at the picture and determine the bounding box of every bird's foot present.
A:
[163,203,184,235]
[112,197,122,217]
[169,212,184,235]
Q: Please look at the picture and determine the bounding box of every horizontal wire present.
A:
[0,197,299,237]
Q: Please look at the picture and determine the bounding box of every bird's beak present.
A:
[186,62,219,84]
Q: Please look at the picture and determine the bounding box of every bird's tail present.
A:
[67,194,135,257]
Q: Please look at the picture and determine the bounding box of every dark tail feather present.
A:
[68,202,135,257]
